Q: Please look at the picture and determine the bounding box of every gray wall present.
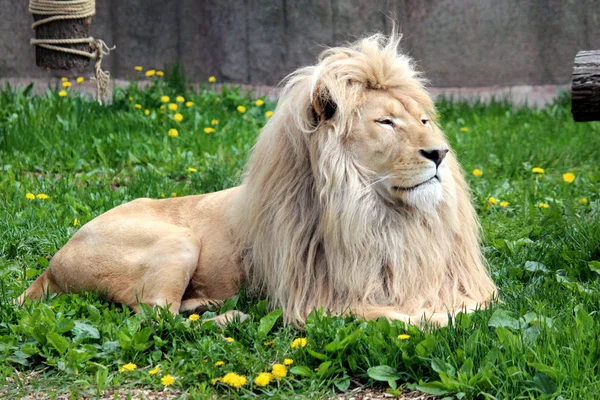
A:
[2,0,599,88]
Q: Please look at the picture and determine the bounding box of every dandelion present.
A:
[176,96,185,103]
[255,99,265,106]
[263,340,274,347]
[488,197,498,205]
[76,77,84,84]
[134,66,143,71]
[531,167,545,174]
[36,194,49,200]
[73,218,79,226]
[500,201,510,207]
[220,372,247,389]
[161,95,170,103]
[397,334,410,340]
[146,69,156,77]
[254,372,273,387]
[156,71,164,77]
[225,337,234,342]
[61,77,69,82]
[539,202,549,209]
[271,364,287,378]
[186,101,194,107]
[173,113,183,122]
[160,105,166,110]
[237,105,246,113]
[211,378,220,385]
[129,96,134,101]
[265,111,274,118]
[578,198,588,205]
[208,76,216,83]
[283,358,293,365]
[204,127,215,134]
[171,192,177,197]
[291,338,307,348]
[211,119,219,125]
[119,362,137,372]
[214,361,225,367]
[472,169,483,177]
[562,172,575,183]
[144,109,150,116]
[188,313,200,320]
[168,103,178,111]
[135,104,142,109]
[460,127,469,132]
[168,128,179,137]
[58,90,67,97]
[149,366,160,375]
[161,374,176,386]
[26,193,35,200]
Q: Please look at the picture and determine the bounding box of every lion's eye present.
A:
[377,119,395,127]
[421,119,429,126]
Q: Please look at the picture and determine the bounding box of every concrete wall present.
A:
[2,0,599,88]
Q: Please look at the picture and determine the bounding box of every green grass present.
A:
[1,75,599,399]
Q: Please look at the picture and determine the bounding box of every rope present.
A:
[29,0,115,104]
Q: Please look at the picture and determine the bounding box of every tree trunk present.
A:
[33,13,92,70]
[571,50,600,122]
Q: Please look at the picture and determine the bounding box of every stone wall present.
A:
[2,0,599,88]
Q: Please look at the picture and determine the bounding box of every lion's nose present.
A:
[419,147,449,167]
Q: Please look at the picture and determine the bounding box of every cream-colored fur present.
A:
[20,32,496,327]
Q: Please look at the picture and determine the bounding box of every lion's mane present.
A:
[231,33,496,325]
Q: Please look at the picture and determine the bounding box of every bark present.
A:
[571,50,600,122]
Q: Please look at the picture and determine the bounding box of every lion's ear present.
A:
[311,87,337,124]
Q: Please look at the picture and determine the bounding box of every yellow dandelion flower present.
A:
[263,340,274,347]
[237,105,246,113]
[76,77,84,84]
[254,372,273,387]
[173,113,183,122]
[225,337,234,342]
[149,366,160,375]
[160,105,166,110]
[460,127,469,132]
[129,96,134,101]
[188,167,197,173]
[211,119,219,125]
[134,66,143,71]
[531,167,545,174]
[161,95,170,103]
[271,364,287,378]
[168,103,178,111]
[61,77,69,82]
[135,104,142,109]
[58,90,67,97]
[161,374,176,386]
[397,334,410,340]
[144,109,150,116]
[255,99,265,106]
[146,69,156,77]
[472,169,483,177]
[221,372,247,389]
[265,111,274,118]
[208,76,216,83]
[176,96,185,103]
[204,127,215,134]
[291,338,307,348]
[211,378,220,385]
[26,193,35,200]
[119,362,137,372]
[36,194,49,200]
[156,71,164,77]
[189,313,200,321]
[500,201,510,207]
[283,358,293,366]
[73,218,79,226]
[578,198,588,205]
[171,192,177,197]
[539,202,549,209]
[186,101,194,107]
[168,128,179,137]
[562,172,575,183]
[214,361,225,367]
[488,197,498,205]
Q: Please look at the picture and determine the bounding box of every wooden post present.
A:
[571,50,600,122]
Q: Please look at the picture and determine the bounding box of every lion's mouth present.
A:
[392,176,439,192]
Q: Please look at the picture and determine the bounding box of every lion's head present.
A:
[232,33,496,325]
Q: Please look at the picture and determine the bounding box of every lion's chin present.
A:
[392,179,443,213]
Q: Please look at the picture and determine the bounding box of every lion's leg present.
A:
[353,305,414,324]
[179,298,223,314]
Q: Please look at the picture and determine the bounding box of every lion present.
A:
[20,32,497,327]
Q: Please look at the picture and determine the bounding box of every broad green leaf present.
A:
[46,332,69,355]
[367,365,400,382]
[257,308,282,338]
[488,309,520,330]
[289,366,313,377]
[588,261,600,275]
[306,349,328,361]
[73,321,100,340]
[416,381,451,395]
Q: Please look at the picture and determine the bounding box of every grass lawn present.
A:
[1,73,599,399]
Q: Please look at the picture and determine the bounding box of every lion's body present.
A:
[21,33,496,326]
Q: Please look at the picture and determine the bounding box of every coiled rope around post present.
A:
[29,0,115,104]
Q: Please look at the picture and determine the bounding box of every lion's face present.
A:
[348,90,450,210]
